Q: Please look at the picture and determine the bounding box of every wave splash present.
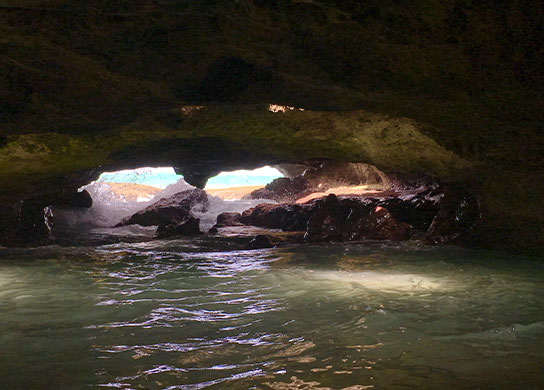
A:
[54,178,270,233]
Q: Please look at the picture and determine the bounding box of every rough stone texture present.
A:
[250,162,393,202]
[156,217,202,239]
[241,194,417,243]
[245,235,274,250]
[250,176,309,203]
[376,189,443,232]
[241,203,313,232]
[214,212,243,228]
[0,0,542,252]
[303,162,390,191]
[52,190,93,209]
[425,185,481,245]
[117,189,208,227]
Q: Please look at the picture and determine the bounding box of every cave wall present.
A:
[1,0,542,252]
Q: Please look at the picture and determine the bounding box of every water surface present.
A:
[0,241,543,389]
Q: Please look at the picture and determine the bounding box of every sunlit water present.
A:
[0,241,543,389]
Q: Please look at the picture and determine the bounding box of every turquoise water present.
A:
[97,168,283,189]
[0,241,543,389]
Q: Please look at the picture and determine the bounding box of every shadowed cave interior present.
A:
[1,1,544,388]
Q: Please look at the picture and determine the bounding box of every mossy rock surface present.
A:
[0,0,542,252]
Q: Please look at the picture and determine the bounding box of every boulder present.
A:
[357,206,411,241]
[156,217,202,238]
[53,189,93,209]
[241,193,413,243]
[245,234,274,250]
[214,212,243,227]
[425,186,481,245]
[116,189,208,227]
[249,176,308,203]
[376,188,443,232]
[240,202,312,231]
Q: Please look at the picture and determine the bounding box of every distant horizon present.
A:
[96,166,283,189]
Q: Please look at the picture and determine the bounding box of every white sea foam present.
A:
[54,177,272,232]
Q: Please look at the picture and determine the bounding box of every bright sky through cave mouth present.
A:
[96,166,283,189]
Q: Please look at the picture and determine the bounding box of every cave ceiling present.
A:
[0,0,543,251]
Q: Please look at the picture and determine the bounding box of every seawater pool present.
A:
[0,241,543,389]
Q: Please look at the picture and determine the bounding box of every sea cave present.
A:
[1,1,543,388]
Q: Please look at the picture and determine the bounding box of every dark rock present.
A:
[303,161,388,191]
[116,189,208,227]
[245,234,274,250]
[196,57,273,102]
[304,194,410,242]
[1,1,542,253]
[358,206,411,241]
[241,193,413,243]
[215,212,243,227]
[14,198,53,246]
[425,186,481,245]
[240,202,313,231]
[208,227,219,234]
[304,194,345,242]
[156,217,202,238]
[376,188,443,232]
[249,176,308,203]
[305,210,343,242]
[53,189,93,209]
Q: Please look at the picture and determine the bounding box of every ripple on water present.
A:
[0,242,543,389]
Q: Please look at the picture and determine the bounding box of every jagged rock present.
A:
[53,190,93,209]
[15,198,54,246]
[303,161,389,191]
[245,234,274,250]
[304,195,411,242]
[208,226,219,234]
[241,193,413,243]
[249,176,308,203]
[1,0,542,253]
[116,189,208,227]
[156,217,202,238]
[376,188,443,232]
[214,212,243,227]
[358,206,411,241]
[240,202,312,231]
[425,186,481,245]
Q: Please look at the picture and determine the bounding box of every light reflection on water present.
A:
[0,242,543,389]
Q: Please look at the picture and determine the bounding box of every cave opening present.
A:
[49,165,288,243]
[37,159,478,250]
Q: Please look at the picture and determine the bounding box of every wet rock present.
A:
[53,189,93,209]
[240,202,312,231]
[425,186,481,245]
[358,206,411,241]
[156,217,202,238]
[215,212,243,227]
[304,194,411,242]
[245,234,274,250]
[305,210,343,242]
[304,194,345,242]
[117,189,208,227]
[249,176,308,203]
[208,226,219,234]
[15,198,54,246]
[303,161,388,191]
[376,188,443,232]
[241,193,412,243]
